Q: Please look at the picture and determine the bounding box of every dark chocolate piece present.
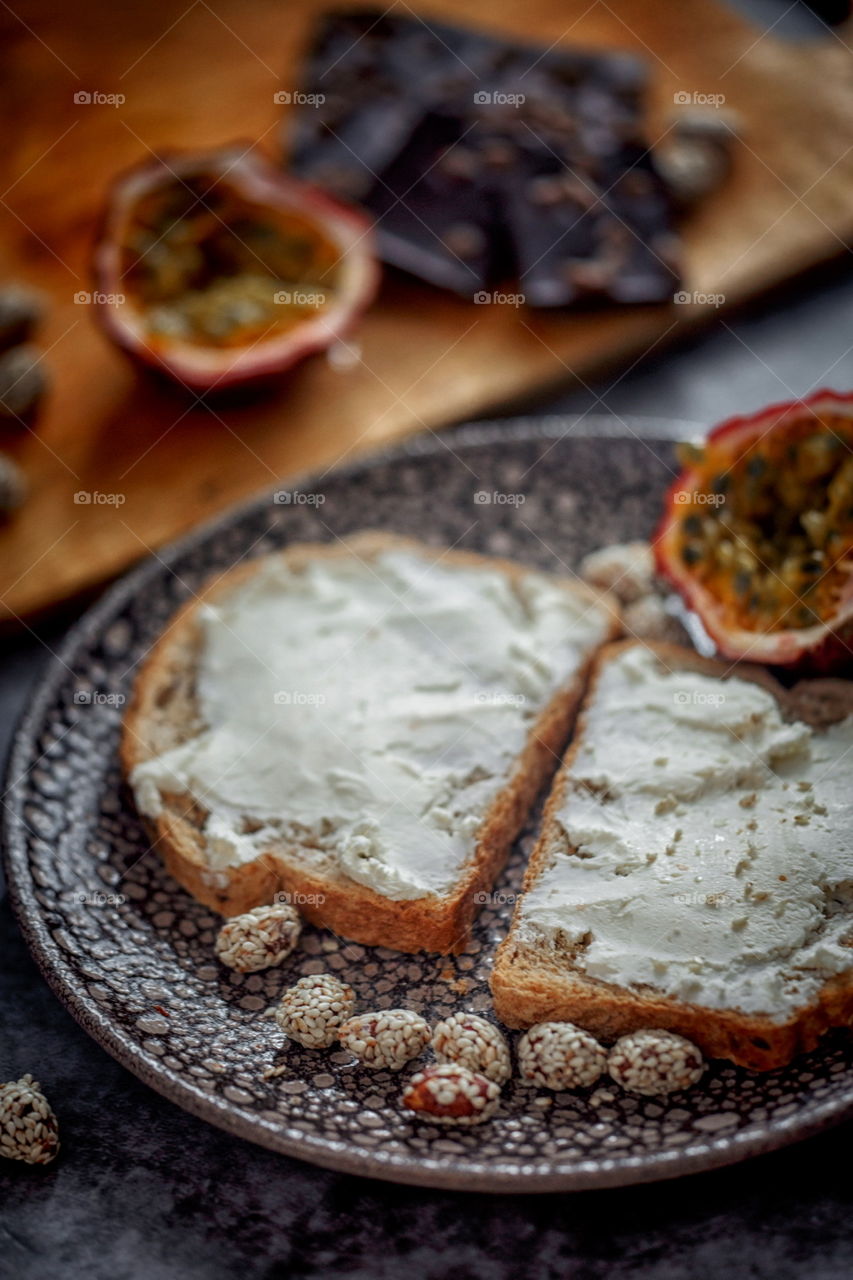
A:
[286,9,680,306]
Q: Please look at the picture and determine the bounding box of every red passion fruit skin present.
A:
[655,389,853,673]
[93,145,379,392]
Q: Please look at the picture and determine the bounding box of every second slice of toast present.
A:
[492,641,853,1069]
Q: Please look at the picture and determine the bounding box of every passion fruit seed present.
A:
[674,417,853,635]
[146,274,336,348]
[125,182,341,349]
[97,149,378,389]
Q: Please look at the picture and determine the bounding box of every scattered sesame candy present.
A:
[402,1063,500,1126]
[607,1029,705,1095]
[0,1075,59,1165]
[273,973,355,1048]
[339,1009,431,1070]
[517,1022,607,1090]
[431,1012,512,1084]
[579,541,656,604]
[215,903,302,973]
[622,594,683,644]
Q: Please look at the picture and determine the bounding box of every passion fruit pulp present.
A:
[94,146,378,391]
[655,390,853,672]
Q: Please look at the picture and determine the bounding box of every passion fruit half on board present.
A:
[656,390,853,672]
[93,146,378,391]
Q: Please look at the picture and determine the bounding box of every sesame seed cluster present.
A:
[273,973,355,1048]
[579,541,656,604]
[579,540,683,643]
[432,1012,512,1085]
[339,1010,431,1070]
[518,1022,608,1090]
[269,969,516,1125]
[402,1064,500,1126]
[213,899,706,1131]
[607,1029,705,1096]
[0,1075,60,1166]
[214,903,302,973]
[267,969,705,1122]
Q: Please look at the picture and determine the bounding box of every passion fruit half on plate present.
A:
[656,389,853,672]
[94,146,379,391]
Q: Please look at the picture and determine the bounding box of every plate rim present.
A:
[6,412,853,1192]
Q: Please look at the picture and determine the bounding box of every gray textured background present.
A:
[3,3,853,1276]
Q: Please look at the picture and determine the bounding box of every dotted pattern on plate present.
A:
[7,423,851,1190]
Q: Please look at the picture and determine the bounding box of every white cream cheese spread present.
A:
[131,547,613,900]
[517,645,853,1016]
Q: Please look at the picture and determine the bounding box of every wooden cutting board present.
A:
[1,0,852,621]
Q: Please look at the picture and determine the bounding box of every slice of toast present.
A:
[121,531,619,954]
[492,640,853,1069]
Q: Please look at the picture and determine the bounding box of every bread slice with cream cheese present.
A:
[492,640,853,1069]
[122,531,619,953]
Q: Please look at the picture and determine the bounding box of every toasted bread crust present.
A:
[121,531,620,954]
[492,640,853,1070]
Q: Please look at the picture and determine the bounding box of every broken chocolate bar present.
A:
[286,9,680,307]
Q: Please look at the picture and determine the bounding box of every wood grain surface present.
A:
[0,0,851,620]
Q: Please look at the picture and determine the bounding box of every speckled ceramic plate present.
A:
[5,417,853,1192]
